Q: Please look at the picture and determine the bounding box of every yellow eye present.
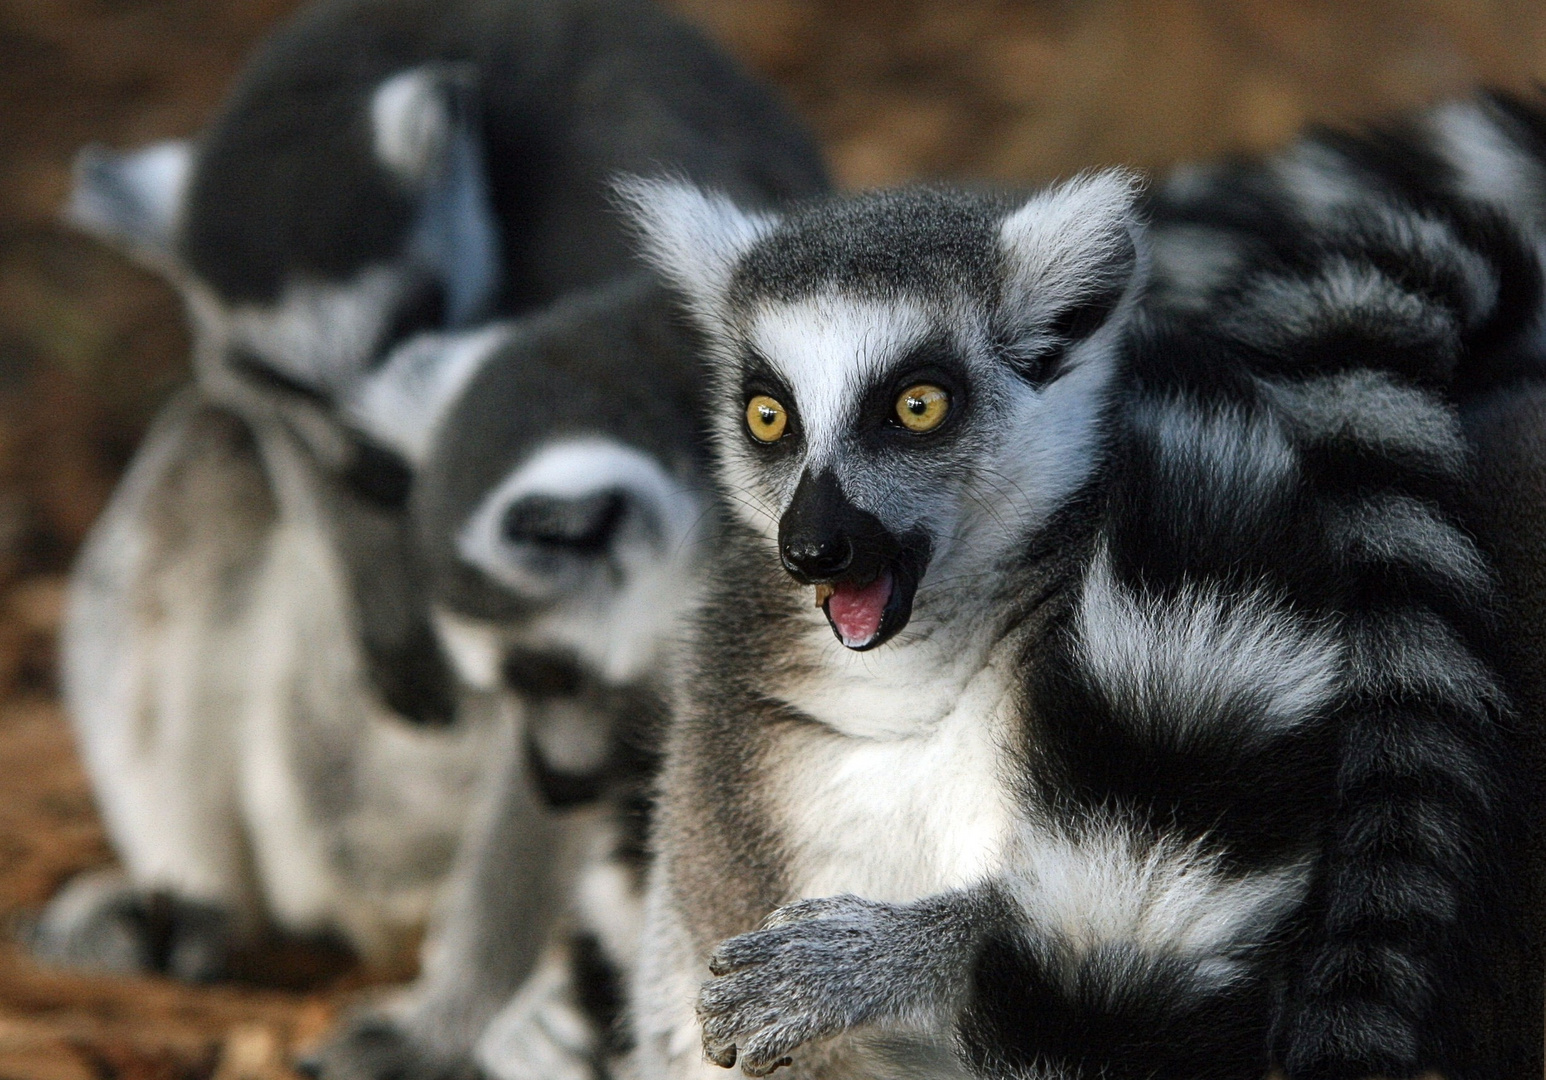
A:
[746,394,789,443]
[895,384,950,433]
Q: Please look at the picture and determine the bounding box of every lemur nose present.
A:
[781,533,853,579]
[501,490,627,553]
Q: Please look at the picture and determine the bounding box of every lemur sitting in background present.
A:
[619,94,1546,1080]
[308,276,715,1080]
[38,0,826,1077]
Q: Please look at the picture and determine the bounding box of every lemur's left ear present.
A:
[370,65,471,189]
[373,64,500,328]
[346,322,513,468]
[66,140,192,273]
[616,176,779,326]
[997,169,1146,344]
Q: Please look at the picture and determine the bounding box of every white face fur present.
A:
[624,174,1145,661]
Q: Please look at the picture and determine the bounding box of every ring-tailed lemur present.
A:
[303,275,713,1080]
[39,0,823,1028]
[620,154,1537,1078]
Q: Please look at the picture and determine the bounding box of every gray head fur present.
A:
[623,173,1145,652]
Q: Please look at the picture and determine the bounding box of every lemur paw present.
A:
[297,1014,482,1080]
[697,895,906,1077]
[27,868,233,982]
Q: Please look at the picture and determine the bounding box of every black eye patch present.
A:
[893,334,962,375]
[739,347,793,399]
[855,335,968,436]
[739,347,803,447]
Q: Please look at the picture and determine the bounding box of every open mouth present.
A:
[813,563,917,650]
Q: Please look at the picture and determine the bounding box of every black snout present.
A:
[781,531,852,580]
[502,490,626,553]
[779,470,933,650]
[778,470,896,585]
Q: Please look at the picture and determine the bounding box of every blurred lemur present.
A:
[38,0,825,1077]
[324,277,713,1080]
[620,93,1546,1080]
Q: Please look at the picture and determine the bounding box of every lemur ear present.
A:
[374,64,500,328]
[616,177,778,324]
[371,65,470,189]
[66,140,192,273]
[998,169,1147,344]
[345,322,512,468]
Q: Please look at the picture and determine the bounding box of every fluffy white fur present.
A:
[61,394,256,913]
[1263,369,1469,471]
[770,658,1020,901]
[1224,258,1453,351]
[1006,819,1310,988]
[616,177,779,321]
[1076,545,1343,745]
[996,170,1145,342]
[55,392,501,967]
[221,267,406,394]
[1270,140,1368,223]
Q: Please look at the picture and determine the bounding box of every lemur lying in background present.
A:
[619,93,1546,1080]
[37,0,826,1077]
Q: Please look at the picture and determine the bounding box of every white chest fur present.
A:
[768,657,1020,904]
[762,636,1309,976]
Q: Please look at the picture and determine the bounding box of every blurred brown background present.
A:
[1,0,1546,1076]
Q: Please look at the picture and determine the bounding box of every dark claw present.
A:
[706,1045,737,1069]
[743,1054,794,1078]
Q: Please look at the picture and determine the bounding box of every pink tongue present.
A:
[827,570,893,646]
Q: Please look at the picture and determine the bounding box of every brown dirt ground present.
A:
[5,1,1546,1077]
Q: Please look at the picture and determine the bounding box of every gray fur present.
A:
[698,892,993,1077]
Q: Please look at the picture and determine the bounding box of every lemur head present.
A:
[626,176,1144,651]
[68,62,499,418]
[347,278,707,718]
